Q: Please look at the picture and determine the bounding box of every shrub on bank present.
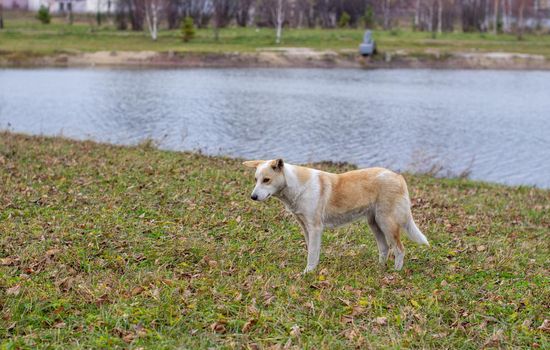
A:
[182,16,195,42]
[36,6,51,24]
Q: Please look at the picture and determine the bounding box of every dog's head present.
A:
[243,159,286,201]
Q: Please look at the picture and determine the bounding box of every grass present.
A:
[0,132,549,349]
[2,14,550,58]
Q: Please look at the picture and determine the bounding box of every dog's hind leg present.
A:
[367,214,389,265]
[376,215,405,271]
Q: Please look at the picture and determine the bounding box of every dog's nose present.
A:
[251,194,258,201]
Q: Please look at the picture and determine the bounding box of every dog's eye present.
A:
[263,178,270,183]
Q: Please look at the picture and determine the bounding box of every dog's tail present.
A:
[403,216,430,246]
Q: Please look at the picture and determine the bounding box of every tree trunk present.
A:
[493,0,499,34]
[414,0,421,31]
[383,0,391,30]
[0,3,4,30]
[67,2,74,24]
[275,0,283,44]
[437,0,443,34]
[145,2,158,41]
[96,0,102,26]
[517,0,525,40]
[533,0,541,30]
[428,0,433,33]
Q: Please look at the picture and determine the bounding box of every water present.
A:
[1,68,549,188]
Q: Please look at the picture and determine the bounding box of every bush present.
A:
[36,6,51,24]
[182,16,195,42]
[338,12,350,28]
[362,6,375,28]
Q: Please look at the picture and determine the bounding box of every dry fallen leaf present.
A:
[375,317,387,326]
[122,333,135,343]
[45,249,61,257]
[0,257,18,266]
[53,321,66,328]
[242,318,256,333]
[210,321,227,333]
[290,324,301,337]
[341,315,354,324]
[483,329,504,348]
[538,319,550,333]
[131,286,145,296]
[6,285,21,296]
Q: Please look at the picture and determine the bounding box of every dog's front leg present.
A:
[303,223,323,274]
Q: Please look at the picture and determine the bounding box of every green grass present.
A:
[2,15,550,58]
[0,132,549,349]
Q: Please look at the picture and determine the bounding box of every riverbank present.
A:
[2,17,550,69]
[2,48,550,69]
[1,132,548,348]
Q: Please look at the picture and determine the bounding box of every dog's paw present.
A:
[302,266,316,275]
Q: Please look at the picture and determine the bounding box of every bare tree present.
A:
[492,0,499,34]
[414,0,421,30]
[236,0,254,27]
[212,0,235,41]
[67,1,74,24]
[261,0,288,43]
[0,1,4,30]
[517,0,526,39]
[144,0,164,40]
[382,0,392,30]
[437,0,443,34]
[461,0,488,32]
[165,0,182,29]
[275,0,284,43]
[182,0,213,28]
[534,0,541,29]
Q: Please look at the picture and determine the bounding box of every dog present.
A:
[243,159,429,273]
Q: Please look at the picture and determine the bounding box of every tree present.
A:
[212,0,235,41]
[414,0,421,30]
[144,0,164,40]
[182,16,195,41]
[437,0,443,34]
[517,0,526,40]
[0,1,4,29]
[364,4,375,28]
[236,0,254,27]
[382,0,392,30]
[338,11,350,27]
[273,0,286,44]
[67,2,74,25]
[37,6,52,24]
[493,0,499,34]
[166,0,182,29]
[0,1,4,30]
[461,0,488,32]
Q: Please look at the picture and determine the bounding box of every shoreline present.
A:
[1,49,550,70]
[1,131,548,190]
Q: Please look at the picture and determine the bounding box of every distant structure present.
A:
[4,0,113,13]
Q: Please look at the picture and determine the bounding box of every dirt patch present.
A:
[1,49,549,70]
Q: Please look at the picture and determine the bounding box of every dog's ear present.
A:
[271,158,284,171]
[243,160,264,168]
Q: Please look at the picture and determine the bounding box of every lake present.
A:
[1,68,549,188]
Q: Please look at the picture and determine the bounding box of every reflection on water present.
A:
[1,68,549,187]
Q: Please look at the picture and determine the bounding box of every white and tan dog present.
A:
[243,159,429,273]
